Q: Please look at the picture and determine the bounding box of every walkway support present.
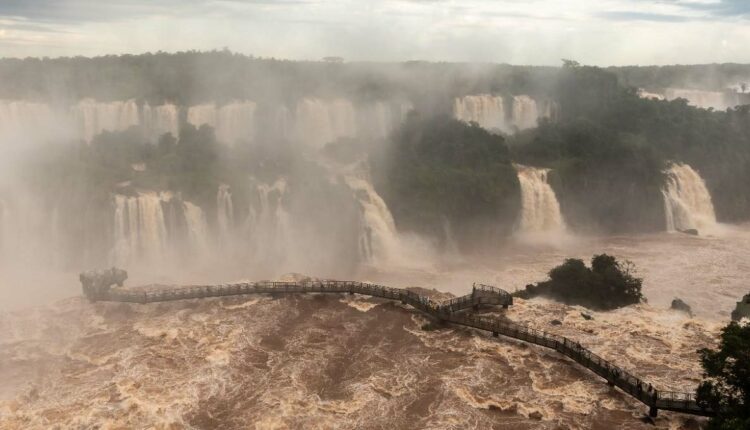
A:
[79,269,711,418]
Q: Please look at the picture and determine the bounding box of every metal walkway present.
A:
[80,272,712,418]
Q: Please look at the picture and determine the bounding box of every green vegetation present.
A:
[375,113,520,246]
[6,52,750,247]
[509,63,750,229]
[518,254,643,310]
[697,321,750,429]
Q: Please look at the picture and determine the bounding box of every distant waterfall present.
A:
[217,184,234,241]
[0,101,61,141]
[182,201,209,252]
[511,95,539,130]
[344,174,401,264]
[248,179,294,264]
[453,95,507,132]
[454,95,549,133]
[113,192,170,265]
[664,88,738,111]
[662,163,717,232]
[0,198,8,263]
[72,99,140,143]
[293,98,357,148]
[516,165,565,234]
[187,104,219,130]
[143,103,179,140]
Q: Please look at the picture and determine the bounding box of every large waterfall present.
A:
[0,97,409,147]
[187,102,257,144]
[515,165,565,234]
[112,193,170,265]
[112,192,212,265]
[143,103,179,141]
[662,163,717,232]
[72,99,141,143]
[217,184,234,242]
[245,179,294,266]
[292,98,357,148]
[344,174,401,265]
[453,94,552,133]
[512,95,540,130]
[453,95,507,132]
[182,201,209,252]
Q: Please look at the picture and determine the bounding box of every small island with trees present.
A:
[516,254,643,310]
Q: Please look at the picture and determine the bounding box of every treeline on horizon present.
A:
[2,50,749,105]
[8,52,750,263]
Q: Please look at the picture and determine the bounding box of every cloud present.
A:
[598,10,690,22]
[0,0,747,65]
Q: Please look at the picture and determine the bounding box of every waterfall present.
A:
[516,165,565,234]
[72,99,140,142]
[182,201,209,252]
[454,95,550,133]
[143,103,179,141]
[344,174,400,265]
[293,98,357,148]
[242,179,294,266]
[664,88,737,111]
[112,192,170,265]
[217,184,234,241]
[0,198,8,263]
[187,103,218,131]
[0,101,69,142]
[187,102,257,144]
[453,95,507,132]
[637,89,666,101]
[216,101,256,144]
[511,95,539,130]
[662,163,717,232]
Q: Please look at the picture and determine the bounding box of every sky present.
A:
[0,0,748,65]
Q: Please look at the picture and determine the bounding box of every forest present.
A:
[5,52,750,256]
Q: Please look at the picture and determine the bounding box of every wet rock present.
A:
[550,319,562,326]
[580,312,593,320]
[678,228,699,236]
[670,298,693,317]
[731,293,750,321]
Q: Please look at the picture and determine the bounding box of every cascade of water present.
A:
[664,88,737,111]
[662,163,717,232]
[344,174,400,265]
[217,184,234,241]
[216,101,257,144]
[515,165,565,233]
[182,201,209,252]
[112,192,170,265]
[0,198,8,263]
[453,95,507,132]
[187,104,218,131]
[143,103,179,141]
[72,99,140,142]
[511,95,540,130]
[294,98,357,148]
[454,95,552,133]
[0,101,61,141]
[247,179,294,264]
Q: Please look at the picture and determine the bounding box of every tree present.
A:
[697,321,750,429]
[519,254,643,310]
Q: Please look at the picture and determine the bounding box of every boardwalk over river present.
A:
[80,269,713,418]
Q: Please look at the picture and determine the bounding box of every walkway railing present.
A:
[80,271,712,418]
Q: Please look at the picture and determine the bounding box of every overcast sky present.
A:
[0,0,748,65]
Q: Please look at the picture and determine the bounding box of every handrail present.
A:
[80,274,711,418]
